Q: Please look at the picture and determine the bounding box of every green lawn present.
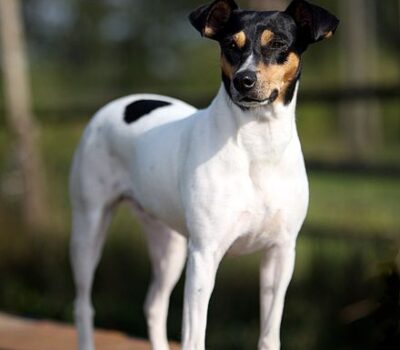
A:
[308,172,400,238]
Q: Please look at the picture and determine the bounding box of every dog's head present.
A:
[189,0,339,109]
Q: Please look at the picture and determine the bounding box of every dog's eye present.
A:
[226,40,238,50]
[222,38,239,51]
[269,41,286,49]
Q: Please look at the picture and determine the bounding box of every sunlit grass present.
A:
[308,172,400,237]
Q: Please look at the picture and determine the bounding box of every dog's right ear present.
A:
[189,0,238,39]
[285,0,339,48]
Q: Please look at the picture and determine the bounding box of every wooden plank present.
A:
[0,313,179,350]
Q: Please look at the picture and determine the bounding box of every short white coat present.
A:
[70,84,308,350]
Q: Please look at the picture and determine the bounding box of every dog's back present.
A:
[70,94,196,221]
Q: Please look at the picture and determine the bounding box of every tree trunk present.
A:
[339,0,382,160]
[0,0,48,229]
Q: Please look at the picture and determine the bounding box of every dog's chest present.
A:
[228,157,309,255]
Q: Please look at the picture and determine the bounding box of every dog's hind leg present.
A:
[140,214,187,350]
[70,205,113,350]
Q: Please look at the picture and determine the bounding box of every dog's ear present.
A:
[189,0,238,39]
[285,0,339,48]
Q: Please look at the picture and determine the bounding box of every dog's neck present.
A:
[209,84,300,164]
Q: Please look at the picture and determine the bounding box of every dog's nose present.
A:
[233,71,257,93]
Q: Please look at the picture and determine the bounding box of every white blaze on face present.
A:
[236,53,256,74]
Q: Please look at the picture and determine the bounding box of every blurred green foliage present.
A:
[14,0,398,106]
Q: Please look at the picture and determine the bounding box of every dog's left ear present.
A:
[189,0,238,39]
[285,0,339,47]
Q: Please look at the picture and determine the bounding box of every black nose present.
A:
[233,71,257,93]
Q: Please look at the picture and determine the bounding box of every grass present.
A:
[308,172,400,238]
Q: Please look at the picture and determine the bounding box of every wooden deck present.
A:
[0,313,179,350]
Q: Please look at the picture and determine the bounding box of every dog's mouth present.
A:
[234,90,279,109]
[241,97,266,103]
[241,97,269,104]
[237,97,270,108]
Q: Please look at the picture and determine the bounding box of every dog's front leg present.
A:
[181,244,224,350]
[258,241,296,350]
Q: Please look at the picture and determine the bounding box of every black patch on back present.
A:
[124,99,171,124]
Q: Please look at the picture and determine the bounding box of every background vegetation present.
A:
[0,0,399,349]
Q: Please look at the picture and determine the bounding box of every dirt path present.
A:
[0,313,179,350]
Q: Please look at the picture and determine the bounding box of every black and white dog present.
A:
[70,1,339,349]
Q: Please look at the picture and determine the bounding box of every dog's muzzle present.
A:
[231,70,279,108]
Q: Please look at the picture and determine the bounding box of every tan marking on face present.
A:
[261,29,274,46]
[204,26,215,37]
[324,31,333,39]
[282,52,300,84]
[256,52,300,103]
[233,31,246,49]
[221,55,234,79]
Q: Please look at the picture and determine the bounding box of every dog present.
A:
[70,1,338,349]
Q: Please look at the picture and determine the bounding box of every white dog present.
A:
[70,1,339,349]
